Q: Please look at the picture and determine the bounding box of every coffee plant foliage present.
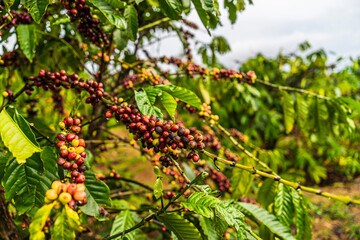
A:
[0,0,359,239]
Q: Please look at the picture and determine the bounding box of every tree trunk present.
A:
[0,192,22,240]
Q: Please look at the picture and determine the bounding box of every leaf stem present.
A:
[256,79,330,100]
[138,17,171,32]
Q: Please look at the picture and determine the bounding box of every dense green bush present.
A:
[0,0,359,239]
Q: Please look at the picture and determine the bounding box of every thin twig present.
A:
[202,150,360,205]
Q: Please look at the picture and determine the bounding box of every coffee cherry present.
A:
[71,139,80,147]
[73,118,81,125]
[68,199,76,209]
[71,163,78,170]
[77,184,86,191]
[51,181,62,192]
[57,133,66,141]
[78,165,86,172]
[76,146,85,154]
[66,133,76,142]
[71,125,80,133]
[73,191,86,201]
[66,183,77,195]
[192,154,200,162]
[21,222,26,228]
[56,141,66,148]
[171,125,179,132]
[79,139,85,147]
[63,162,71,169]
[75,174,85,183]
[59,149,69,158]
[68,152,77,160]
[76,158,85,165]
[58,192,72,204]
[46,189,58,200]
[105,111,112,118]
[71,171,80,178]
[65,117,74,126]
[57,158,66,166]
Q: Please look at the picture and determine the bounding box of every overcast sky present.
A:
[144,0,360,68]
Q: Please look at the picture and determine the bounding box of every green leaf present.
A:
[15,186,36,215]
[81,171,111,220]
[231,158,254,198]
[0,108,42,163]
[3,154,43,200]
[257,179,278,208]
[106,0,127,8]
[29,203,54,240]
[295,93,308,130]
[290,189,312,240]
[211,212,228,237]
[235,202,296,240]
[158,0,182,20]
[181,192,219,218]
[88,0,126,29]
[0,152,11,181]
[159,91,177,121]
[191,0,210,30]
[155,85,202,110]
[124,5,138,41]
[110,210,136,240]
[53,205,81,240]
[153,178,163,199]
[134,89,163,118]
[16,24,36,62]
[13,109,39,147]
[274,183,294,227]
[198,215,220,240]
[312,98,328,139]
[216,200,244,229]
[157,213,202,240]
[282,91,295,134]
[23,0,49,22]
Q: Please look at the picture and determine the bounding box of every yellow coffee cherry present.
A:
[46,189,58,201]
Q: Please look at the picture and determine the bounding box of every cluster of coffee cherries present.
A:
[189,126,221,152]
[45,180,87,209]
[159,57,257,84]
[121,67,167,90]
[28,70,106,107]
[56,116,87,183]
[209,167,231,193]
[0,6,33,36]
[61,0,109,45]
[224,149,240,163]
[105,104,206,164]
[0,51,28,67]
[230,128,248,143]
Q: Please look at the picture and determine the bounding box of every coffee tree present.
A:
[0,0,359,239]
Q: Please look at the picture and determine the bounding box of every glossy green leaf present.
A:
[231,158,254,198]
[0,109,42,163]
[134,89,163,118]
[295,93,308,130]
[155,85,202,110]
[29,203,54,240]
[158,0,182,20]
[157,213,202,240]
[198,215,220,240]
[274,183,294,227]
[159,91,177,120]
[88,0,126,29]
[290,189,312,240]
[257,179,278,208]
[110,210,136,240]
[16,24,36,62]
[53,205,81,240]
[153,178,163,199]
[23,0,49,22]
[124,5,138,41]
[0,152,11,181]
[282,91,295,134]
[81,171,111,220]
[235,202,296,240]
[3,154,43,200]
[181,192,219,218]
